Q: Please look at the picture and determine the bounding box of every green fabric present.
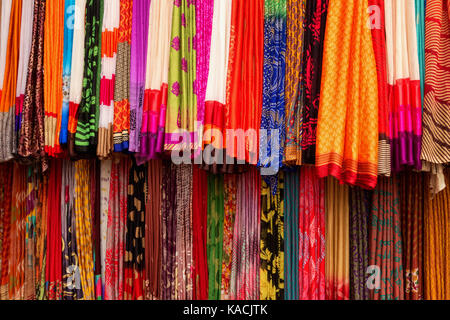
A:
[207,173,224,300]
[75,0,104,153]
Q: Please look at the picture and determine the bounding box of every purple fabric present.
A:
[129,0,151,152]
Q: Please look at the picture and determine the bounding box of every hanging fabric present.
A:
[192,165,208,300]
[230,167,261,300]
[43,0,64,157]
[349,186,372,301]
[284,168,299,300]
[144,160,162,300]
[300,0,329,165]
[369,177,404,300]
[136,0,174,163]
[68,0,87,158]
[0,163,13,299]
[325,178,349,300]
[97,0,120,159]
[124,158,146,300]
[399,172,424,300]
[207,172,224,300]
[260,172,284,300]
[298,166,325,300]
[165,0,198,152]
[74,0,104,154]
[316,0,379,189]
[175,164,193,300]
[284,0,305,166]
[128,0,151,153]
[113,0,132,152]
[225,0,264,165]
[259,0,286,176]
[424,169,450,300]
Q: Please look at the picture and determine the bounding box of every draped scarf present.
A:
[260,172,284,300]
[100,159,112,298]
[316,0,379,189]
[0,163,13,299]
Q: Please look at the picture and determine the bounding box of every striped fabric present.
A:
[421,0,450,164]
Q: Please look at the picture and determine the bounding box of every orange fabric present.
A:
[43,0,65,157]
[225,0,264,165]
[316,0,379,189]
[0,0,21,113]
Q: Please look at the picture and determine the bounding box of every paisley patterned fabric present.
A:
[259,0,286,178]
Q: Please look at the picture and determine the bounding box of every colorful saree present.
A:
[165,0,198,152]
[300,0,328,164]
[260,172,284,300]
[399,172,424,300]
[192,165,208,300]
[97,0,120,159]
[259,0,286,175]
[421,0,450,164]
[349,187,371,300]
[316,0,379,189]
[136,0,174,163]
[128,0,151,153]
[75,0,104,154]
[43,0,64,157]
[207,173,224,300]
[424,169,450,300]
[299,166,325,300]
[325,178,349,300]
[284,0,305,165]
[369,177,404,300]
[0,0,20,162]
[0,163,13,299]
[384,0,422,172]
[113,0,132,152]
[225,0,264,165]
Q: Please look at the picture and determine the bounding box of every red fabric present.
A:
[192,165,209,300]
[46,159,62,300]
